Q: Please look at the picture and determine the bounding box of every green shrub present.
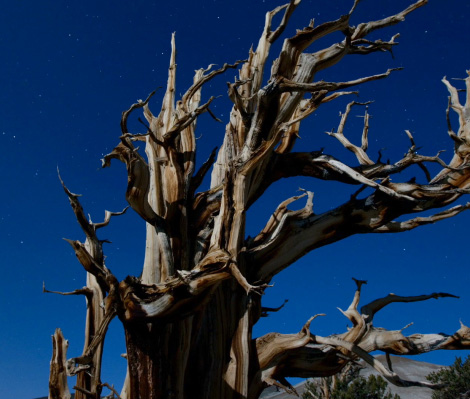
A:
[302,364,400,399]
[426,355,470,399]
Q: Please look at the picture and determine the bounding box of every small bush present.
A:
[427,355,470,399]
[302,364,400,399]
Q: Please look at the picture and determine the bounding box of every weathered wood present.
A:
[48,1,470,398]
[49,329,71,399]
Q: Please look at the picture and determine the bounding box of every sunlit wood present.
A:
[48,1,470,398]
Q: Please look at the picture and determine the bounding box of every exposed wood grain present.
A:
[48,1,470,398]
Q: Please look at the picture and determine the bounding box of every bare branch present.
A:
[326,101,374,166]
[190,147,218,196]
[273,14,350,78]
[163,96,219,142]
[67,305,117,373]
[101,383,122,399]
[248,174,468,281]
[63,239,111,291]
[121,90,157,135]
[360,106,371,151]
[311,156,416,201]
[360,292,459,323]
[245,0,302,96]
[445,96,462,144]
[261,299,288,317]
[442,76,464,113]
[373,203,470,233]
[101,141,168,229]
[313,335,442,389]
[348,0,361,15]
[250,192,309,246]
[337,278,367,327]
[351,0,428,40]
[279,68,402,94]
[228,260,271,296]
[292,91,359,127]
[58,169,96,240]
[182,60,247,106]
[94,207,129,230]
[268,1,301,44]
[253,315,322,395]
[43,282,93,299]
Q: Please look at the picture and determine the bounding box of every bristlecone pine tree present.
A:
[46,1,470,398]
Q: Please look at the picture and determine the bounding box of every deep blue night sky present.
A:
[1,1,470,398]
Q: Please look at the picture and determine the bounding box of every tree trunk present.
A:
[124,282,256,399]
[124,320,190,399]
[49,329,71,399]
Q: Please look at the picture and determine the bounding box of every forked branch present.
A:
[373,203,470,232]
[252,281,463,395]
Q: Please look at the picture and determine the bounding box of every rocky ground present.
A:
[261,355,444,399]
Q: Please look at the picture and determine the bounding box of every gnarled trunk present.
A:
[123,283,255,399]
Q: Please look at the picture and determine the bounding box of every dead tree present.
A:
[47,1,470,398]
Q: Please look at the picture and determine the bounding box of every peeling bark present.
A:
[48,1,470,398]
